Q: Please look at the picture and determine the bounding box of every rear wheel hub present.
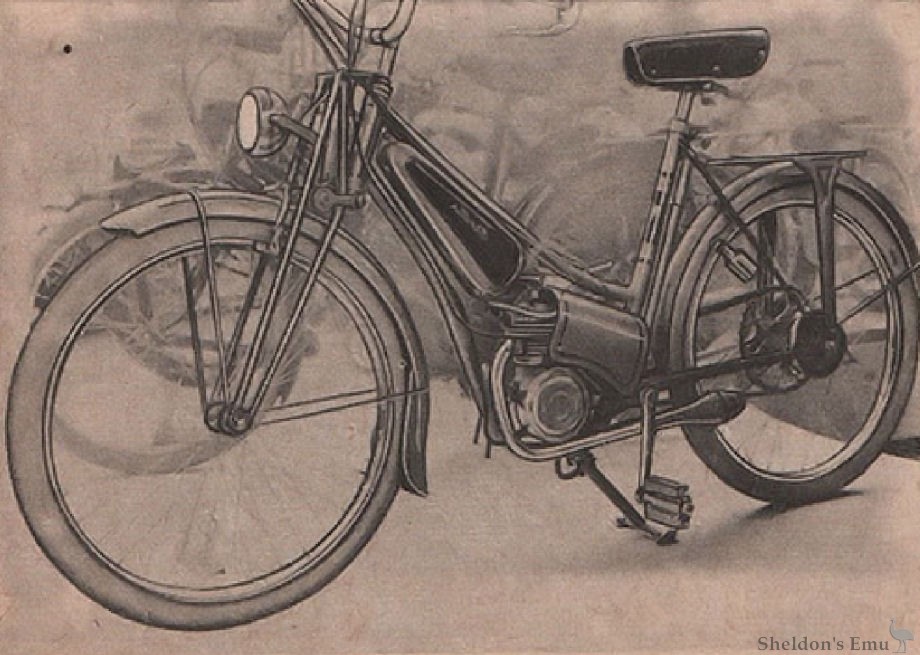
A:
[792,311,847,378]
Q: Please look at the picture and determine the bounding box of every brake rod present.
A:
[261,388,428,427]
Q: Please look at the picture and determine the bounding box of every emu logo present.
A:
[891,619,914,653]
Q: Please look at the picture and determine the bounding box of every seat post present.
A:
[674,87,696,122]
[630,87,696,315]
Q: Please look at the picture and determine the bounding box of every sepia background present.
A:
[1,1,919,653]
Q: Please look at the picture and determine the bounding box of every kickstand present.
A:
[571,452,678,546]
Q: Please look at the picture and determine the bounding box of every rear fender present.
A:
[94,189,431,496]
[653,161,919,362]
[672,161,919,277]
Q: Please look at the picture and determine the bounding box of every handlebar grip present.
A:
[367,0,418,45]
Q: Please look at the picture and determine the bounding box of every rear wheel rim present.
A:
[686,201,900,482]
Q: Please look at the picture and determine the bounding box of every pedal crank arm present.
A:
[635,389,695,536]
[638,387,657,491]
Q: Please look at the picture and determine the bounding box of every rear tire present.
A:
[668,172,918,504]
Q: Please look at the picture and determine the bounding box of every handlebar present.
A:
[293,0,417,48]
[368,0,418,45]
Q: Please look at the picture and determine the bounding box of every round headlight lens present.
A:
[235,87,289,157]
[236,93,260,152]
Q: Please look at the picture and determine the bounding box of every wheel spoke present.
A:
[827,267,878,299]
[835,262,920,326]
[839,282,888,326]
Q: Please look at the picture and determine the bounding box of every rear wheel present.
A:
[7,218,417,628]
[669,173,918,504]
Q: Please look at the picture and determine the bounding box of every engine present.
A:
[495,284,648,445]
[516,366,592,443]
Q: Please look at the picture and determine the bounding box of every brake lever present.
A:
[504,0,582,37]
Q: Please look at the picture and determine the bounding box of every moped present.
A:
[7,0,920,629]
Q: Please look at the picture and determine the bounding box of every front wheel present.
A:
[7,217,419,629]
[669,171,919,504]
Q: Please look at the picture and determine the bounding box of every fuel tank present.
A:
[377,142,525,296]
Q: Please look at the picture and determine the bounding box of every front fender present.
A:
[80,189,431,496]
[100,189,281,235]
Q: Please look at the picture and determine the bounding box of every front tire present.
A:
[668,171,919,504]
[7,217,417,629]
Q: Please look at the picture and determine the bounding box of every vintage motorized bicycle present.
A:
[7,0,920,630]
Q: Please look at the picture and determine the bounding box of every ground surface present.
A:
[0,377,919,654]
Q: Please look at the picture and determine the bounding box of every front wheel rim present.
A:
[43,238,396,603]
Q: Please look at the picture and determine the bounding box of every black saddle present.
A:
[624,28,770,88]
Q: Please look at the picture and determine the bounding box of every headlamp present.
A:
[236,87,289,157]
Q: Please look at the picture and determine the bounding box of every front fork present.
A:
[199,71,377,434]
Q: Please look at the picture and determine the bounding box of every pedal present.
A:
[716,240,756,283]
[639,475,693,530]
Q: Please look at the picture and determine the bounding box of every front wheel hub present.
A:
[220,406,253,437]
[792,312,847,378]
[204,402,253,437]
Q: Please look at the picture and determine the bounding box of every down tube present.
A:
[366,157,495,433]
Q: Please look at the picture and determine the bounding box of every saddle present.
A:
[624,28,770,88]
